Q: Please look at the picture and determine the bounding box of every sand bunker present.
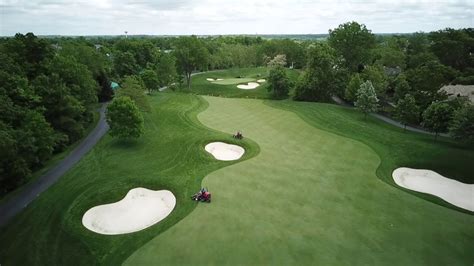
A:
[393,167,474,211]
[237,82,260,90]
[206,78,224,82]
[82,188,176,235]
[205,142,245,161]
[257,79,266,83]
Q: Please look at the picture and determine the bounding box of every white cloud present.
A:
[0,0,472,35]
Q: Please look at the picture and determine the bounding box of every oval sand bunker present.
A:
[237,82,260,90]
[205,142,245,161]
[393,167,474,211]
[82,188,176,235]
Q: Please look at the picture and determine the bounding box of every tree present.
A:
[394,94,419,130]
[106,96,144,139]
[293,44,336,102]
[393,74,412,101]
[328,21,376,72]
[406,60,457,109]
[173,36,209,89]
[114,51,139,77]
[345,73,362,102]
[429,28,474,71]
[97,71,114,102]
[140,69,159,94]
[267,66,291,98]
[422,102,453,140]
[267,54,287,68]
[449,104,474,143]
[117,75,151,112]
[156,53,177,88]
[355,80,379,118]
[361,64,388,95]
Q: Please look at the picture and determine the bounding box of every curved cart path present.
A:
[331,95,449,137]
[0,104,109,227]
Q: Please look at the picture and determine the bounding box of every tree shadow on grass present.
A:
[110,138,146,150]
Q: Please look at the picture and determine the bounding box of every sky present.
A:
[0,0,473,36]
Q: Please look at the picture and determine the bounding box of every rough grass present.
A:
[125,97,474,265]
[0,93,259,265]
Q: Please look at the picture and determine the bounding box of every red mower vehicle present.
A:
[233,131,243,140]
[191,188,211,203]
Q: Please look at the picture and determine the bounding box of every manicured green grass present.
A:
[268,100,474,212]
[179,67,300,99]
[0,93,258,265]
[125,96,474,265]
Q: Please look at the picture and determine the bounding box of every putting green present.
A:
[125,97,473,265]
[211,78,255,85]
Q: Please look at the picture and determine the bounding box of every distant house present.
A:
[94,44,103,50]
[440,85,474,104]
[384,66,401,77]
[51,43,62,50]
[110,81,120,90]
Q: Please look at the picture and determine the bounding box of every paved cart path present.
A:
[0,104,109,227]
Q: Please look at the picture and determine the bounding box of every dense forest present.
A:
[1,22,473,195]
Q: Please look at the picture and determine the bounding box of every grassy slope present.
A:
[268,100,474,213]
[179,67,300,99]
[0,93,258,265]
[125,96,474,265]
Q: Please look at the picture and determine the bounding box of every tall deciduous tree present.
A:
[361,64,388,96]
[355,80,379,118]
[328,21,376,72]
[345,73,362,102]
[395,94,419,130]
[156,53,177,88]
[106,96,144,139]
[140,69,159,94]
[422,102,453,140]
[293,44,336,102]
[117,75,151,112]
[268,66,291,98]
[173,36,209,89]
[449,104,474,143]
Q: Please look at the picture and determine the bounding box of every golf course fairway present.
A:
[125,96,473,265]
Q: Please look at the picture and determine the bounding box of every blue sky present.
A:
[0,0,473,35]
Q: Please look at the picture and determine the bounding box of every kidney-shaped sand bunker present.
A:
[205,142,245,161]
[82,188,176,235]
[393,167,474,211]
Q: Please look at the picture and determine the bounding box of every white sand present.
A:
[440,85,474,103]
[257,79,266,83]
[393,167,474,211]
[237,82,260,90]
[216,78,224,81]
[205,142,245,161]
[206,78,215,81]
[82,188,176,235]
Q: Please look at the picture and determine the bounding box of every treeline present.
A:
[267,23,473,141]
[0,33,113,194]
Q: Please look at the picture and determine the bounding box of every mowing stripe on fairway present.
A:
[125,96,474,265]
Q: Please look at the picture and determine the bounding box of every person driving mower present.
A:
[233,131,243,140]
[191,187,211,203]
